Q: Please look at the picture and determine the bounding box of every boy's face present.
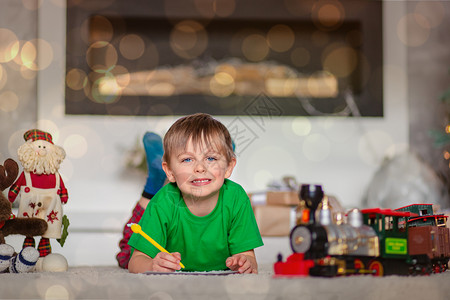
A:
[162,138,236,203]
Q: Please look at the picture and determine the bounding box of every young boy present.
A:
[128,113,263,273]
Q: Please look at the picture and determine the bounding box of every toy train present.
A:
[274,184,450,277]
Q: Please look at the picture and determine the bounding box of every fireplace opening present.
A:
[65,0,382,117]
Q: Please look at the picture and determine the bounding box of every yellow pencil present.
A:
[128,223,185,269]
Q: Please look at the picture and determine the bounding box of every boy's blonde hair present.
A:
[163,113,235,165]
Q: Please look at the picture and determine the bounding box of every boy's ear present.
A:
[225,157,236,179]
[162,162,176,182]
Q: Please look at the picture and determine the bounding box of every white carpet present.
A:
[1,265,450,300]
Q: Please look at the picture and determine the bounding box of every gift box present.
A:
[253,205,297,236]
[266,191,299,206]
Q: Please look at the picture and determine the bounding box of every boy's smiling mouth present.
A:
[191,178,211,186]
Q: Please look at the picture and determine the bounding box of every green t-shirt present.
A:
[128,179,263,271]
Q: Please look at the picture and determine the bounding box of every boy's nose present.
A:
[194,161,206,173]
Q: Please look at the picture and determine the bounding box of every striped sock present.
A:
[23,237,35,249]
[37,238,51,257]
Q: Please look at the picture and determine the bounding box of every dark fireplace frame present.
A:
[65,0,383,117]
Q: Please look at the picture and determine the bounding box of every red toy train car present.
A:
[274,184,450,277]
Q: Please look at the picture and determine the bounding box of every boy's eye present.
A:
[206,157,217,162]
[181,158,192,163]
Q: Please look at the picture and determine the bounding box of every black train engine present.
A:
[288,184,380,276]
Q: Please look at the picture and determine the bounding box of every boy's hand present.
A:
[152,252,182,272]
[226,253,258,274]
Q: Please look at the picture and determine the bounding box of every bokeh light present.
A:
[213,0,236,17]
[30,38,54,70]
[311,0,345,31]
[216,63,237,78]
[49,103,65,119]
[242,34,269,62]
[50,0,65,7]
[66,68,88,91]
[253,169,274,191]
[79,18,93,45]
[322,44,358,78]
[397,14,430,47]
[37,119,60,142]
[316,3,344,28]
[209,71,235,97]
[97,74,122,97]
[91,65,127,97]
[415,1,445,28]
[170,20,208,59]
[302,133,331,162]
[303,71,338,98]
[283,0,315,18]
[144,70,176,96]
[267,24,295,53]
[44,285,69,300]
[64,134,88,159]
[20,40,37,70]
[0,28,20,63]
[104,65,130,92]
[8,130,26,157]
[89,15,114,42]
[15,40,38,70]
[194,0,236,18]
[86,41,118,71]
[147,291,174,300]
[291,117,312,136]
[290,47,310,68]
[0,91,19,112]
[119,34,145,60]
[89,73,121,104]
[444,151,450,160]
[22,0,42,10]
[194,0,216,18]
[20,65,37,80]
[265,78,298,97]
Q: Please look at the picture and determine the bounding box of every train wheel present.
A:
[368,260,384,276]
[433,265,441,273]
[354,259,364,271]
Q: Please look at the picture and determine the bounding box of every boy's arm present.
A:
[128,249,182,273]
[128,250,154,273]
[225,249,258,274]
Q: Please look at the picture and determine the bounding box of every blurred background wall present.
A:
[0,0,449,266]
